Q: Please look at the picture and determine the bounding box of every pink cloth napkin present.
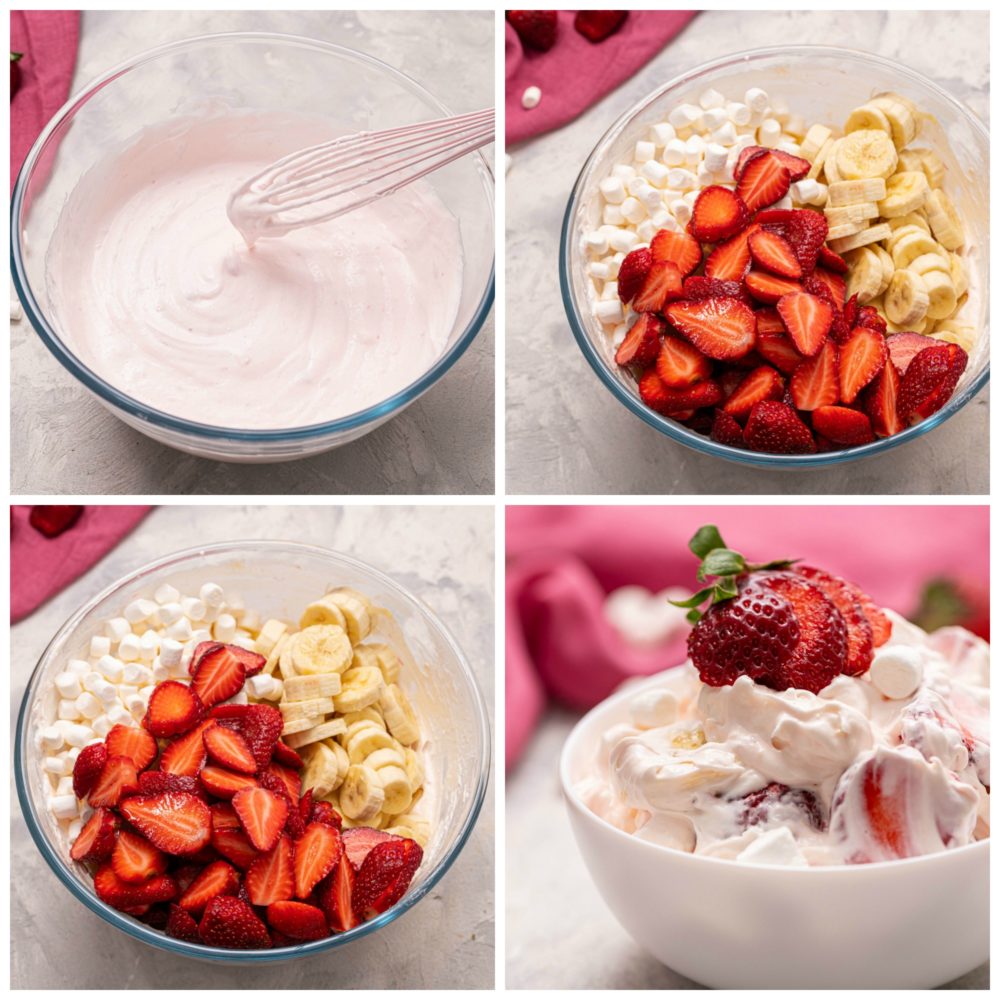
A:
[11,506,153,622]
[506,11,697,145]
[505,505,988,770]
[10,10,80,194]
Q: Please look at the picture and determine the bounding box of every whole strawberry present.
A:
[507,10,558,52]
[574,10,628,43]
[11,52,22,99]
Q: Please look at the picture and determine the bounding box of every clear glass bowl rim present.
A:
[10,31,496,443]
[14,538,492,963]
[559,43,990,469]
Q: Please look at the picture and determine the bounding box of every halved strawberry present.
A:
[245,834,294,905]
[320,852,358,932]
[93,862,178,911]
[638,370,721,414]
[112,829,168,884]
[189,642,264,679]
[294,822,343,899]
[274,741,305,771]
[812,405,875,445]
[614,313,664,367]
[212,827,261,871]
[864,358,905,438]
[897,343,968,423]
[722,366,785,420]
[190,645,247,707]
[120,792,213,854]
[341,827,402,870]
[785,210,829,274]
[198,895,271,949]
[204,723,258,775]
[838,326,887,404]
[166,903,202,943]
[352,839,423,921]
[754,307,785,336]
[266,900,329,941]
[743,400,817,454]
[105,724,157,771]
[756,329,806,375]
[856,304,888,335]
[89,755,140,808]
[655,334,711,388]
[754,207,797,229]
[789,340,839,411]
[200,766,260,800]
[233,786,289,852]
[736,152,790,214]
[159,720,212,776]
[776,291,833,357]
[237,705,284,770]
[507,10,558,50]
[616,246,652,304]
[681,275,752,304]
[736,145,810,182]
[310,800,343,831]
[632,260,683,313]
[704,228,753,281]
[805,267,846,306]
[143,681,205,738]
[70,807,117,862]
[650,229,702,277]
[72,742,109,800]
[664,297,756,360]
[264,761,302,803]
[817,244,849,274]
[885,331,940,374]
[710,409,746,446]
[744,270,801,304]
[748,229,802,279]
[688,185,749,243]
[178,860,240,916]
[138,771,203,797]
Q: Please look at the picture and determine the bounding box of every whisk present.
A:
[227,107,494,243]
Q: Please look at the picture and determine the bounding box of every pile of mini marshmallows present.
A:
[35,581,264,839]
[585,87,829,344]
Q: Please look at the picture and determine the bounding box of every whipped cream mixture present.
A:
[578,611,989,865]
[45,111,463,429]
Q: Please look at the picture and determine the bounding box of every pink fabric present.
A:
[11,506,153,622]
[10,10,80,194]
[505,505,989,770]
[506,11,697,145]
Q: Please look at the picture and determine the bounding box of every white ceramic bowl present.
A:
[560,669,988,988]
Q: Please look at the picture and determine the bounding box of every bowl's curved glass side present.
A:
[17,541,490,961]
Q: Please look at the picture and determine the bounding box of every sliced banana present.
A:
[871,245,895,293]
[877,171,929,218]
[800,123,833,161]
[341,706,385,730]
[949,254,968,298]
[284,717,348,749]
[887,212,930,234]
[324,589,374,644]
[333,666,385,714]
[280,697,336,722]
[924,189,964,250]
[886,313,931,335]
[300,740,343,797]
[299,596,348,631]
[827,178,886,207]
[403,747,424,792]
[364,746,407,770]
[380,684,420,746]
[835,130,898,180]
[890,229,940,269]
[844,103,892,135]
[844,247,883,304]
[339,765,385,821]
[278,644,298,679]
[827,219,867,240]
[283,672,342,701]
[922,270,958,321]
[825,202,879,229]
[885,270,930,326]
[394,813,431,838]
[821,139,843,183]
[255,619,288,659]
[931,321,975,352]
[869,94,919,148]
[363,643,401,685]
[346,721,398,762]
[918,149,947,188]
[290,625,353,675]
[384,824,428,848]
[263,632,291,676]
[377,766,413,815]
[807,137,837,180]
[329,739,351,786]
[282,714,324,736]
[827,222,892,255]
[907,252,952,278]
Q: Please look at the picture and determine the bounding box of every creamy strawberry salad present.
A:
[577,529,989,865]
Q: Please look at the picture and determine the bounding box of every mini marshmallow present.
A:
[776,139,802,157]
[784,113,807,138]
[50,795,79,820]
[738,826,809,866]
[246,674,277,699]
[599,176,627,205]
[200,582,225,609]
[118,633,142,662]
[698,87,726,110]
[89,636,111,659]
[58,699,82,721]
[165,617,193,642]
[157,602,184,626]
[226,689,249,707]
[611,323,628,347]
[663,137,687,166]
[92,716,114,738]
[630,689,679,729]
[181,597,206,621]
[56,775,75,797]
[96,655,125,683]
[634,140,655,164]
[584,231,609,255]
[63,724,95,748]
[710,121,738,147]
[595,298,625,325]
[152,660,171,682]
[154,583,181,604]
[773,194,794,211]
[43,755,71,776]
[649,122,676,147]
[758,116,782,145]
[125,693,148,717]
[604,254,622,278]
[651,211,680,232]
[107,705,133,727]
[639,160,671,190]
[791,179,827,206]
[670,199,693,225]
[521,85,541,110]
[92,679,118,706]
[67,818,84,841]
[636,219,657,243]
[75,692,102,720]
[104,617,131,642]
[626,175,650,197]
[138,629,159,661]
[123,663,153,687]
[620,197,645,225]
[190,628,212,646]
[703,143,729,174]
[83,671,104,694]
[668,103,702,129]
[682,190,699,208]
[744,87,770,113]
[696,162,719,186]
[611,164,637,181]
[870,646,923,700]
[67,659,91,678]
[732,132,757,153]
[700,108,728,132]
[40,726,64,751]
[124,598,157,625]
[589,260,611,280]
[666,168,697,191]
[606,228,639,253]
[54,672,82,699]
[726,101,752,127]
[603,204,625,226]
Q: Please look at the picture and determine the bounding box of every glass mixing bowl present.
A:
[14,541,491,963]
[560,46,989,469]
[11,33,495,463]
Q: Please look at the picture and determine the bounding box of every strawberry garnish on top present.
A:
[506,10,558,51]
[736,152,791,214]
[688,186,749,243]
[650,229,702,277]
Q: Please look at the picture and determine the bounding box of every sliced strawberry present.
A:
[806,267,846,305]
[864,358,905,438]
[756,329,806,375]
[245,834,294,905]
[120,792,213,855]
[212,827,261,871]
[838,326,887,404]
[736,152,790,214]
[776,291,832,357]
[160,720,212,776]
[785,210,829,274]
[710,409,746,446]
[105,724,157,771]
[828,305,851,344]
[744,270,801,304]
[341,827,402,871]
[812,405,875,445]
[72,742,108,800]
[704,229,753,281]
[795,565,875,677]
[320,852,358,932]
[93,862,178,911]
[294,822,343,899]
[574,9,628,42]
[722,366,785,420]
[638,370,721,413]
[69,807,117,862]
[843,293,860,330]
[898,344,967,422]
[233,786,289,852]
[856,304,887,335]
[204,723,258,775]
[274,741,305,771]
[199,895,271,949]
[650,228,702,277]
[743,401,817,454]
[166,903,202,942]
[817,244,849,274]
[200,766,259,800]
[89,755,140,808]
[310,800,343,831]
[237,705,284,770]
[177,860,240,916]
[614,313,664,367]
[210,703,250,720]
[230,646,266,678]
[748,229,801,279]
[616,246,652,305]
[655,334,711,388]
[112,829,168,884]
[352,839,423,921]
[632,260,683,313]
[138,771,203,797]
[754,207,797,229]
[885,331,940,374]
[736,145,810,182]
[789,340,839,411]
[754,307,785,336]
[143,680,205,738]
[266,900,328,941]
[681,275,752,304]
[688,185,749,243]
[190,645,247,707]
[264,761,302,803]
[664,297,756,360]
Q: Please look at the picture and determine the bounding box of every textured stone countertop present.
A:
[506,10,989,495]
[506,710,988,989]
[11,505,494,988]
[11,10,494,495]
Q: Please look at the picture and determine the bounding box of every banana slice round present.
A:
[380,684,420,746]
[821,139,843,183]
[931,321,975,352]
[827,222,892,255]
[284,717,348,749]
[924,189,964,251]
[844,103,892,136]
[869,94,919,148]
[403,747,424,792]
[827,220,867,241]
[825,202,879,229]
[346,721,398,762]
[922,270,958,321]
[800,123,833,162]
[298,596,348,632]
[283,672,342,701]
[887,212,930,234]
[323,589,374,645]
[377,765,414,815]
[877,171,929,218]
[282,714,324,736]
[365,746,407,770]
[339,765,385,821]
[341,706,385,730]
[871,245,895,293]
[363,643,401,685]
[263,632,291,676]
[384,824,428,849]
[290,625,353,675]
[333,666,385,714]
[836,130,898,181]
[844,247,883,304]
[827,178,887,207]
[885,270,930,326]
[329,739,351,787]
[807,137,838,181]
[890,229,940,269]
[300,740,342,797]
[918,149,947,189]
[907,252,952,278]
[255,619,288,659]
[949,253,969,298]
[280,697,335,722]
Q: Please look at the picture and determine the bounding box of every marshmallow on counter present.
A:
[595,298,625,325]
[668,103,702,130]
[154,583,181,605]
[870,646,923,700]
[521,85,541,110]
[104,617,131,643]
[744,87,770,114]
[649,122,676,147]
[123,598,157,625]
